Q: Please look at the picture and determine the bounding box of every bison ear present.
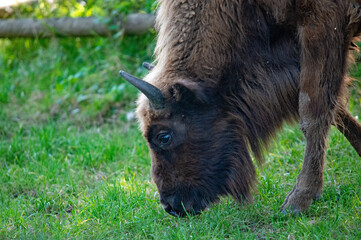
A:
[171,81,210,106]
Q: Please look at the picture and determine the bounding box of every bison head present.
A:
[120,65,256,217]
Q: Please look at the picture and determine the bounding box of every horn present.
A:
[119,70,165,109]
[142,62,155,71]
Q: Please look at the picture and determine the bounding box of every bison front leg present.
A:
[281,4,353,213]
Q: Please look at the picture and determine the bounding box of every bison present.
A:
[119,0,361,217]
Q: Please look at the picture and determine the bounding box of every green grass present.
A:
[1,16,361,240]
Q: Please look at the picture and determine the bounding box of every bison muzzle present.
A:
[120,0,361,217]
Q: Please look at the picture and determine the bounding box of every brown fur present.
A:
[135,0,361,216]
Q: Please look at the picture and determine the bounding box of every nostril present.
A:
[162,203,178,217]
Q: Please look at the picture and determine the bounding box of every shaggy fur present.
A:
[135,0,361,216]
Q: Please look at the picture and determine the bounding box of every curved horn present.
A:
[142,62,155,71]
[119,70,165,109]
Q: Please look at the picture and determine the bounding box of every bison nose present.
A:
[161,195,184,217]
[162,202,179,217]
[160,195,187,217]
[160,195,201,217]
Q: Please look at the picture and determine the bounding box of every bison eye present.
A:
[157,131,172,146]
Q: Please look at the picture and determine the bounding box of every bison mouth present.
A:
[162,202,206,217]
[159,188,219,217]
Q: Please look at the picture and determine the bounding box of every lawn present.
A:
[1,2,361,239]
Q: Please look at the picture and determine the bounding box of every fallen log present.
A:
[0,13,156,38]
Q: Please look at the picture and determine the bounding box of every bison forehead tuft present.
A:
[136,94,171,134]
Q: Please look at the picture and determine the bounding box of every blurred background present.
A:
[0,0,156,127]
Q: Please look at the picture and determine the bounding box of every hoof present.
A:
[280,206,302,217]
[280,188,315,214]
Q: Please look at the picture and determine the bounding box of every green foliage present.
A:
[0,1,361,238]
[101,0,156,14]
[8,0,156,18]
[0,33,155,126]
